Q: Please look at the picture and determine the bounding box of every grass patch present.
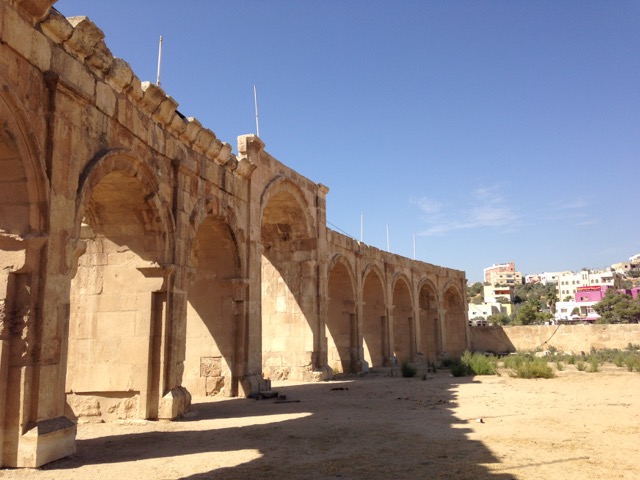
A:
[502,353,554,379]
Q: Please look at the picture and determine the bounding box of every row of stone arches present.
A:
[0,73,467,466]
[324,255,467,374]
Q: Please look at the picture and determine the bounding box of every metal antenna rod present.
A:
[156,35,163,86]
[386,224,390,252]
[254,84,260,137]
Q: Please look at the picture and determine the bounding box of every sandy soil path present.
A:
[2,366,639,479]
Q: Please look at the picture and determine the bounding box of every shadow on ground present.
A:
[41,371,514,479]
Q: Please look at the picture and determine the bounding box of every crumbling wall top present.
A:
[28,4,242,174]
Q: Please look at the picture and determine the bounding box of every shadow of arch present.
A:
[443,282,467,357]
[260,177,318,380]
[67,150,174,422]
[183,198,243,399]
[391,274,413,364]
[326,254,356,373]
[418,278,441,363]
[361,263,387,368]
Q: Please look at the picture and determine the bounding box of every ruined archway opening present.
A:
[392,279,413,364]
[444,287,466,357]
[260,188,315,380]
[419,283,440,363]
[362,270,386,369]
[67,171,167,422]
[326,260,355,374]
[184,215,240,398]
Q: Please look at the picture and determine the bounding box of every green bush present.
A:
[624,354,640,372]
[450,362,469,377]
[613,353,625,368]
[448,351,498,377]
[503,353,534,370]
[508,358,555,379]
[587,357,600,373]
[576,361,586,371]
[401,362,417,378]
[555,361,564,371]
[461,351,498,375]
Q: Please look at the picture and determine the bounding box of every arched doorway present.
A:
[184,214,240,398]
[260,180,316,380]
[391,277,413,364]
[362,267,386,368]
[326,257,356,374]
[67,158,170,421]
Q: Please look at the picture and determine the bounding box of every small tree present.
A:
[513,303,538,325]
[593,291,640,323]
[487,313,510,325]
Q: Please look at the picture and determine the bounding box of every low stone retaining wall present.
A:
[470,324,640,354]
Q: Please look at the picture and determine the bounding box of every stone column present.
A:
[438,307,447,358]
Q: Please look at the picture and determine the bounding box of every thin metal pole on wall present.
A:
[156,35,163,86]
[413,232,416,260]
[386,224,390,252]
[254,84,260,137]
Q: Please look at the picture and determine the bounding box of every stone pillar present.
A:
[1,234,76,468]
[158,267,191,419]
[438,307,447,359]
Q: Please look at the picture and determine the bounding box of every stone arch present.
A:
[391,274,414,364]
[442,282,467,357]
[260,176,317,379]
[326,254,356,373]
[183,196,244,398]
[417,278,441,362]
[74,149,175,263]
[361,263,387,368]
[0,86,48,236]
[0,82,49,467]
[260,175,314,240]
[66,149,174,421]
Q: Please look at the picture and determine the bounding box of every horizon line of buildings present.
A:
[470,256,640,324]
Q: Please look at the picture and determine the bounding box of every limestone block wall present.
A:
[470,324,640,354]
[0,0,471,468]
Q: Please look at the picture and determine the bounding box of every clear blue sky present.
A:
[55,1,640,283]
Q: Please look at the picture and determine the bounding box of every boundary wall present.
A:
[470,324,640,354]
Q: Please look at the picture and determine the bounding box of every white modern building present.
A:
[557,269,622,300]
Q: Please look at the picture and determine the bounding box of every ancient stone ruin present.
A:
[0,0,469,468]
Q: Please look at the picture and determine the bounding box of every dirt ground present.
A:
[2,365,639,480]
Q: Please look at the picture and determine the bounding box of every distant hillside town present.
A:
[468,255,640,325]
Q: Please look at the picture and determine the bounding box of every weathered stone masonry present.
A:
[0,0,469,468]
